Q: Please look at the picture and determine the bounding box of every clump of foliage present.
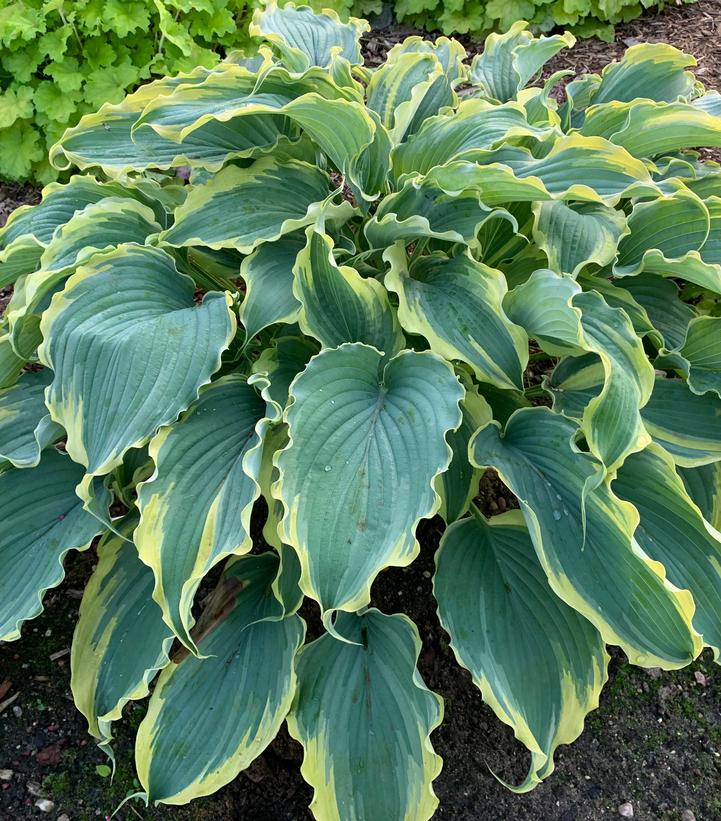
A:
[0,0,370,183]
[392,0,697,42]
[2,4,721,817]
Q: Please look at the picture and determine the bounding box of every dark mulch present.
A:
[3,3,721,820]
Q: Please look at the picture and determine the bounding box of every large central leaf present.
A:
[39,245,235,476]
[275,343,463,621]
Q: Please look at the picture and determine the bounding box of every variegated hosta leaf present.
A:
[136,553,305,805]
[618,274,696,350]
[584,100,721,160]
[252,335,319,409]
[590,43,696,106]
[391,98,556,180]
[128,65,390,200]
[275,343,463,622]
[293,228,404,355]
[387,35,467,84]
[0,449,108,641]
[532,200,628,277]
[503,268,584,357]
[0,369,62,469]
[250,0,367,70]
[71,517,173,744]
[49,69,296,175]
[364,173,506,249]
[469,21,575,103]
[470,408,702,669]
[508,272,653,473]
[459,135,653,205]
[287,609,442,821]
[238,233,305,343]
[436,379,493,523]
[681,463,721,530]
[656,316,721,398]
[0,239,43,290]
[572,290,654,474]
[366,51,447,143]
[614,446,721,659]
[424,160,552,207]
[39,245,235,476]
[159,158,353,254]
[641,377,721,467]
[5,199,162,349]
[381,36,467,139]
[578,271,657,335]
[384,246,528,390]
[0,175,150,250]
[613,189,721,293]
[135,374,278,652]
[0,330,26,390]
[435,511,608,790]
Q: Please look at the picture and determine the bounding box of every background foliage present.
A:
[392,0,697,42]
[0,0,700,184]
[0,0,362,183]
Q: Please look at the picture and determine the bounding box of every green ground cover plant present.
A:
[0,0,366,182]
[391,0,697,42]
[1,4,721,818]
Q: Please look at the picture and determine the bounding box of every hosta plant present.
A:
[3,5,721,817]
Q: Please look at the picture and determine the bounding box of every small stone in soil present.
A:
[0,768,13,780]
[34,798,54,813]
[694,671,706,686]
[681,811,696,821]
[12,705,22,717]
[26,780,43,796]
[618,802,634,818]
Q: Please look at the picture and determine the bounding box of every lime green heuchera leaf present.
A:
[71,516,174,745]
[275,343,463,626]
[287,609,443,821]
[0,449,108,641]
[384,245,528,390]
[293,228,405,355]
[39,244,235,477]
[135,374,279,653]
[613,445,721,659]
[136,553,305,805]
[470,408,701,669]
[435,511,608,791]
[0,368,63,469]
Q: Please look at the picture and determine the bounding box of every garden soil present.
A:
[2,2,721,818]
